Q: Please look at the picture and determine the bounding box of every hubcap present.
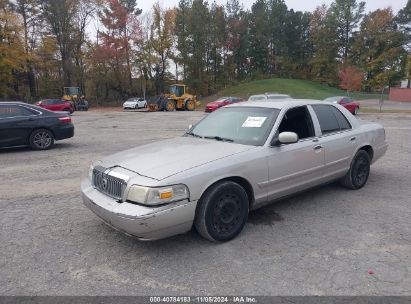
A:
[212,193,242,234]
[353,156,369,186]
[33,132,52,149]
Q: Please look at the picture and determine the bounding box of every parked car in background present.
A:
[82,99,387,242]
[248,94,267,101]
[36,99,75,114]
[123,98,147,109]
[324,96,360,115]
[266,93,292,100]
[205,97,243,112]
[0,102,74,150]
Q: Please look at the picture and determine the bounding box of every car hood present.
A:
[206,101,223,107]
[101,136,255,180]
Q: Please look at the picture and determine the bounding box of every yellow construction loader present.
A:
[151,84,200,112]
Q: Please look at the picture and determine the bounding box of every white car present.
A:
[248,94,267,101]
[123,98,147,109]
[266,93,291,100]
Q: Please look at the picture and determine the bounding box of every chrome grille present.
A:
[92,166,126,200]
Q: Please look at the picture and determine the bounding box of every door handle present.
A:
[314,145,323,151]
[350,137,357,141]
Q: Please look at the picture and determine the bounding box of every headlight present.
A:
[127,184,189,206]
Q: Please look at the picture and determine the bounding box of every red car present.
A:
[324,96,360,115]
[36,99,75,114]
[205,97,244,113]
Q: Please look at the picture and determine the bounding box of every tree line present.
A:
[0,0,410,103]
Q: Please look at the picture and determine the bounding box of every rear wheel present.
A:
[29,129,55,150]
[340,150,370,190]
[185,99,195,111]
[195,181,249,242]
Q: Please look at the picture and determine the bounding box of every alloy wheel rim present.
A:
[33,132,51,148]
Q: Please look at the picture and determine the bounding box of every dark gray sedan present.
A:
[0,102,74,150]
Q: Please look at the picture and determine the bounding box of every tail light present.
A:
[58,116,71,123]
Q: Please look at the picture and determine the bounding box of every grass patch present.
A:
[200,78,387,107]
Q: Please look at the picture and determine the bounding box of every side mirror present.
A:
[278,132,299,145]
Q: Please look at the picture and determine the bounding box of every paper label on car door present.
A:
[242,117,267,128]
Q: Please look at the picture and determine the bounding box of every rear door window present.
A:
[0,105,35,118]
[330,107,352,130]
[312,105,342,135]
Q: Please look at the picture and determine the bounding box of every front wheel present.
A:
[165,100,176,112]
[340,150,370,190]
[354,107,359,115]
[195,181,249,242]
[185,99,195,111]
[29,129,55,150]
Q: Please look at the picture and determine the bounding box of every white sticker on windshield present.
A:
[242,116,267,128]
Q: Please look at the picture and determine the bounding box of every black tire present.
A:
[29,129,55,150]
[195,181,249,242]
[165,100,176,112]
[340,150,370,190]
[185,99,195,111]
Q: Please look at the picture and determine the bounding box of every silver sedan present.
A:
[81,100,388,242]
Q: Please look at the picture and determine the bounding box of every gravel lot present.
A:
[0,110,410,296]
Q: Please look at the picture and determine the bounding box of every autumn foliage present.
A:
[338,66,364,93]
[0,0,410,102]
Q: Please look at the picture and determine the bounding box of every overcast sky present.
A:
[139,0,407,14]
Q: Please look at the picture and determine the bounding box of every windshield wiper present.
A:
[186,132,203,138]
[204,136,234,142]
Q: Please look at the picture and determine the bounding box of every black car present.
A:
[0,102,74,150]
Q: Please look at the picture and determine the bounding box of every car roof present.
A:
[226,99,327,110]
[0,101,26,105]
[325,96,346,99]
[249,94,266,97]
[266,94,291,98]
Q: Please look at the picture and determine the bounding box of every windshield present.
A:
[170,85,184,97]
[187,107,280,146]
[324,97,342,103]
[249,96,266,101]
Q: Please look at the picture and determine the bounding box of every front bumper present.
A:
[81,180,197,240]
